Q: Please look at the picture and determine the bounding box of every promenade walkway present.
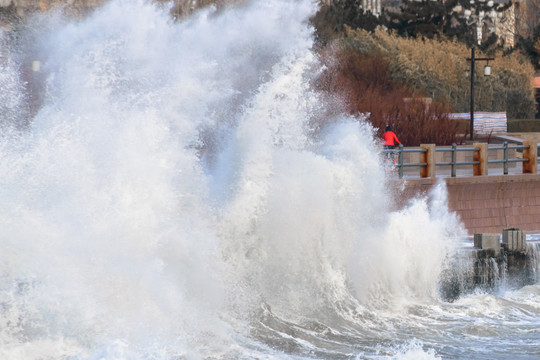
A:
[385,133,540,234]
[383,133,539,180]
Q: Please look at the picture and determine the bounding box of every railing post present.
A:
[451,143,457,177]
[398,144,404,179]
[522,141,537,174]
[419,144,435,178]
[473,142,488,176]
[503,141,508,175]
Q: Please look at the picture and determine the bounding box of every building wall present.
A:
[361,0,381,16]
[493,2,516,48]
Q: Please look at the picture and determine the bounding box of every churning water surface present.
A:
[0,1,538,359]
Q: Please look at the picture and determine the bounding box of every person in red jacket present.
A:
[382,125,401,165]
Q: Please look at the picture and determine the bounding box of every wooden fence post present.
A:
[473,143,488,176]
[522,141,537,174]
[420,144,435,178]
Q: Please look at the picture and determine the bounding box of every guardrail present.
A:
[383,141,538,178]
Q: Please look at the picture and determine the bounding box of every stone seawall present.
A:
[399,174,540,234]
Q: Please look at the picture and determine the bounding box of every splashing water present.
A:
[1,1,538,359]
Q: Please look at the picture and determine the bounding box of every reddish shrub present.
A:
[317,47,465,146]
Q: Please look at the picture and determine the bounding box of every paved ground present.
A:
[503,132,540,143]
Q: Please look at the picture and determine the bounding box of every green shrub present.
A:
[507,119,540,132]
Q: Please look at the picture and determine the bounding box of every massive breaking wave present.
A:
[0,1,495,359]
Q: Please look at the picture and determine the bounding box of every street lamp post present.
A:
[466,47,494,141]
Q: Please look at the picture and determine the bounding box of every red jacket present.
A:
[382,131,401,146]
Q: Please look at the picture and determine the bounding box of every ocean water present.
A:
[0,1,538,359]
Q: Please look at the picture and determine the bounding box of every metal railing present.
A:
[386,146,425,179]
[435,144,480,177]
[383,141,538,179]
[487,142,531,175]
[383,146,425,178]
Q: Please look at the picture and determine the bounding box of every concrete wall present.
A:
[399,174,540,234]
